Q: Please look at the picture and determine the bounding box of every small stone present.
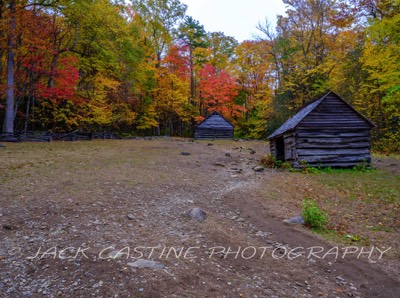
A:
[295,282,303,287]
[207,143,214,146]
[225,152,231,157]
[283,216,305,225]
[350,286,357,291]
[255,231,272,237]
[187,208,207,222]
[126,214,134,220]
[127,259,165,269]
[181,152,191,156]
[252,166,264,172]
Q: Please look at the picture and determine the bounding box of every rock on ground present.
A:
[252,166,264,172]
[127,259,165,269]
[283,216,305,225]
[187,207,207,222]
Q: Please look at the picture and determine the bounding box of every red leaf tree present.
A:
[197,64,244,121]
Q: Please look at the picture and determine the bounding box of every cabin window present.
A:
[275,136,285,161]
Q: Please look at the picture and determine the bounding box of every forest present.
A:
[0,0,399,152]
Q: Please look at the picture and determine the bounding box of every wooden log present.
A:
[296,132,370,138]
[297,148,370,156]
[296,142,370,149]
[297,154,371,163]
[299,123,371,128]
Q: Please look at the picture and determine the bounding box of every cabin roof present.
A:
[267,91,375,139]
[196,111,234,129]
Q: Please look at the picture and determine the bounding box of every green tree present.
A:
[178,16,208,102]
[132,0,187,67]
[206,31,238,71]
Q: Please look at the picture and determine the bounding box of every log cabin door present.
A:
[276,136,285,161]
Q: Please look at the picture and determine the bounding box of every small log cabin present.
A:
[267,91,375,168]
[194,111,234,139]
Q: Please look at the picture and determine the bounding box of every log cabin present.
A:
[194,111,234,139]
[267,91,375,168]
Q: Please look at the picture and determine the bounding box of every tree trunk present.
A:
[48,54,59,89]
[189,48,195,104]
[4,0,16,133]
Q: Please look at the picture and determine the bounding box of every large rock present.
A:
[187,207,207,222]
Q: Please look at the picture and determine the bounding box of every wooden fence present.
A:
[0,131,121,142]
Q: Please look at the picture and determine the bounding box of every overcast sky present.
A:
[180,0,287,42]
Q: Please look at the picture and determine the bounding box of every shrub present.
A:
[299,160,317,173]
[281,162,292,170]
[260,155,293,170]
[353,161,370,172]
[302,198,329,231]
[260,154,276,168]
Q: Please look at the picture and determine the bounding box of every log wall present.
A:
[292,94,372,167]
[195,113,234,140]
[194,128,234,139]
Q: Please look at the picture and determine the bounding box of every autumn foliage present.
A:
[198,64,243,119]
[0,0,399,151]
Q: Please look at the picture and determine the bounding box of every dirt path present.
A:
[219,174,399,298]
[0,139,399,297]
[207,142,400,298]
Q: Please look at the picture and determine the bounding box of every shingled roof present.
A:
[196,111,234,129]
[267,91,374,139]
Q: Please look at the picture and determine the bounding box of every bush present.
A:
[353,162,370,172]
[260,155,293,170]
[281,161,292,170]
[302,198,329,231]
[260,154,276,168]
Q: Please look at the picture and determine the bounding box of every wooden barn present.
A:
[267,91,375,168]
[194,111,234,139]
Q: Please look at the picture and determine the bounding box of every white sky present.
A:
[180,0,287,42]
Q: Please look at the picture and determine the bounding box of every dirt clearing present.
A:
[0,139,399,297]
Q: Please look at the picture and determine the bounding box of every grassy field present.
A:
[307,167,398,244]
[257,153,400,260]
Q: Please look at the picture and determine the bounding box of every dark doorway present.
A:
[276,136,285,161]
